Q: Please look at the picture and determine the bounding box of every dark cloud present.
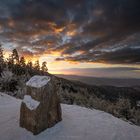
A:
[0,0,140,64]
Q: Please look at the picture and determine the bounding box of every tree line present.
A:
[0,44,48,76]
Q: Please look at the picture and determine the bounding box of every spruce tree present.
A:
[41,61,48,72]
[27,61,33,69]
[12,49,19,64]
[20,56,26,67]
[34,60,40,71]
[0,44,4,73]
[0,44,4,65]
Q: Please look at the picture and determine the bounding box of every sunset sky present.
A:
[0,0,140,78]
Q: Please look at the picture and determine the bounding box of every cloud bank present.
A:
[0,0,140,64]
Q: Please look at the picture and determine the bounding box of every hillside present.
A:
[0,92,140,140]
[1,71,140,126]
[54,75,140,125]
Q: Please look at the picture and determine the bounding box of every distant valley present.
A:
[56,74,140,87]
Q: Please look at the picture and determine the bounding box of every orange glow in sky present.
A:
[4,46,140,78]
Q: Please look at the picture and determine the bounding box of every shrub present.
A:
[0,70,18,92]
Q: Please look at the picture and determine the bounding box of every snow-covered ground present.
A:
[0,92,140,140]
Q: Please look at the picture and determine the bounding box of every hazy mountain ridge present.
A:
[56,74,140,87]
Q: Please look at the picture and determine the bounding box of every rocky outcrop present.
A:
[20,75,62,135]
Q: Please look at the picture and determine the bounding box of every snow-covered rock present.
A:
[26,75,50,88]
[20,76,62,135]
[0,92,140,140]
[23,95,40,110]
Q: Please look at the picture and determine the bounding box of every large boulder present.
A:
[20,75,62,135]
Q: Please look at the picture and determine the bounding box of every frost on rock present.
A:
[26,75,50,88]
[23,95,40,110]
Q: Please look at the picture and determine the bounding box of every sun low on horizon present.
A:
[0,0,140,78]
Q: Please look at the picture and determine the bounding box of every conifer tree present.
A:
[7,54,13,69]
[26,60,33,75]
[12,49,19,64]
[34,60,40,71]
[41,61,48,72]
[27,61,33,69]
[0,44,4,65]
[0,44,4,73]
[20,56,26,67]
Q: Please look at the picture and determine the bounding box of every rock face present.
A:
[20,75,62,135]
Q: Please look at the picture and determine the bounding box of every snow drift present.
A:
[0,92,140,140]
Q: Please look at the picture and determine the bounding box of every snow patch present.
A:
[26,75,50,88]
[23,95,40,110]
[0,93,140,140]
